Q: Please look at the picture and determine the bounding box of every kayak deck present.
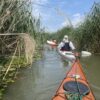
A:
[52,60,95,100]
[58,51,76,62]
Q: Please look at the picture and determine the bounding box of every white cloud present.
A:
[32,0,49,17]
[61,21,70,27]
[72,13,85,27]
[31,0,48,4]
[61,13,85,28]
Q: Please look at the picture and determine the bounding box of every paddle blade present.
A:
[81,51,92,57]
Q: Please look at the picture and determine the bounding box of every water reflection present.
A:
[81,55,100,99]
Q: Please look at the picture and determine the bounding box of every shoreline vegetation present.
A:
[0,0,100,99]
[0,0,47,99]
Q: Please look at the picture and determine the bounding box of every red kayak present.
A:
[52,59,95,100]
[47,40,57,46]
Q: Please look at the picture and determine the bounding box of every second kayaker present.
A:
[58,35,75,51]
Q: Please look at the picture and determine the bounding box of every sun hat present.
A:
[64,35,68,39]
[63,35,68,42]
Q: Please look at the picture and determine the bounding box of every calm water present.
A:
[3,49,100,100]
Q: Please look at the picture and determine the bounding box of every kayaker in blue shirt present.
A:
[58,35,75,51]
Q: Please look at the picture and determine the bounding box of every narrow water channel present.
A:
[3,49,100,100]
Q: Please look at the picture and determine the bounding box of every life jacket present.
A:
[61,42,71,51]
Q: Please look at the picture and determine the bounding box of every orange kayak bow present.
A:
[52,59,95,100]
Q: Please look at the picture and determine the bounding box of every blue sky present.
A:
[32,0,99,32]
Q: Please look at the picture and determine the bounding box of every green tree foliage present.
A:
[55,27,73,42]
